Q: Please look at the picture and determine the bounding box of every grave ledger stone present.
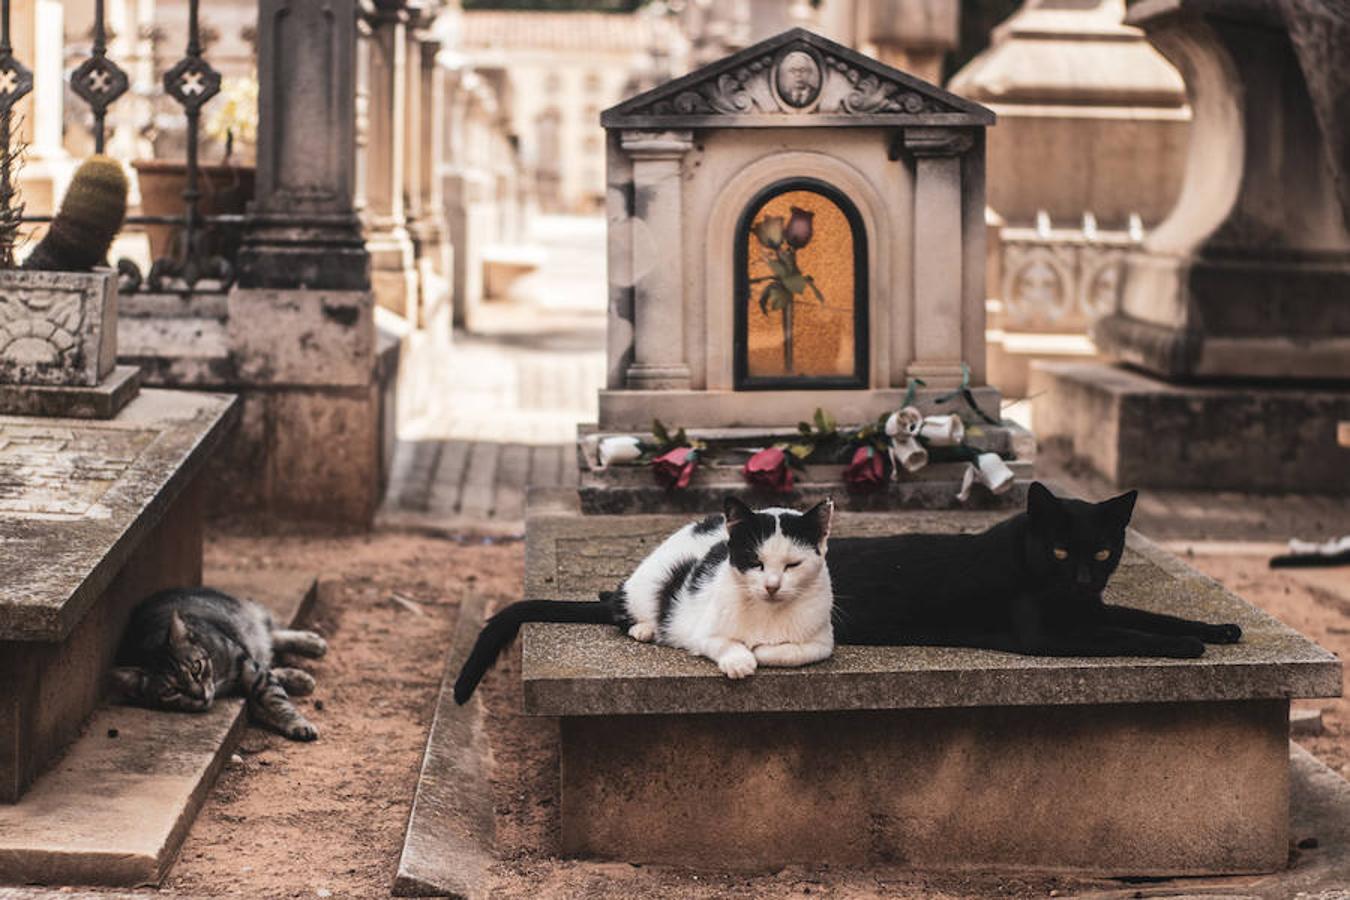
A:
[0,268,237,803]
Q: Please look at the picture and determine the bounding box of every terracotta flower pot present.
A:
[131,160,255,263]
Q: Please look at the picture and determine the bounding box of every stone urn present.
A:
[0,269,118,386]
[131,159,256,263]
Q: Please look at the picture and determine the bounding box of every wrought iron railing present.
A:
[0,0,240,293]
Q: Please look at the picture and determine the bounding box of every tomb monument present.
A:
[1033,0,1350,492]
[457,28,1341,882]
[0,265,236,806]
[584,28,1034,513]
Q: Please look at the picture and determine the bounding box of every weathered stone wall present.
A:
[117,289,400,527]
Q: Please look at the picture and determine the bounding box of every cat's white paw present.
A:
[717,645,757,679]
[627,622,657,643]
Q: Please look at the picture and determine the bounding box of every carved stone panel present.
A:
[1000,229,1135,332]
[0,270,118,387]
[603,28,994,128]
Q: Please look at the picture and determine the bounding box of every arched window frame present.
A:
[734,177,869,391]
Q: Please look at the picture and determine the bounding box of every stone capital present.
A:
[902,127,974,157]
[620,130,695,160]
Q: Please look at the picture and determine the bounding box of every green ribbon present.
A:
[933,363,1001,426]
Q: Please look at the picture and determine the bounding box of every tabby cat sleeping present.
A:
[453,497,835,703]
[828,482,1242,656]
[111,588,327,741]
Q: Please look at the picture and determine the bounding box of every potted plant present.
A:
[132,75,257,263]
[0,154,127,388]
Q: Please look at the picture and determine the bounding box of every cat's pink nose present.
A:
[765,582,780,596]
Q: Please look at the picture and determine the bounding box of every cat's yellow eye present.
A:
[1053,547,1069,560]
[1094,549,1111,561]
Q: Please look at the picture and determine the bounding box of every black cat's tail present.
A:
[453,599,615,705]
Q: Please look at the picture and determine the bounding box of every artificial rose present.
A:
[597,435,642,468]
[842,444,887,490]
[652,446,699,490]
[752,215,785,249]
[743,446,794,492]
[884,406,923,438]
[784,206,815,248]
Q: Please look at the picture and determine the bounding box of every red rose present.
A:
[652,446,698,490]
[785,206,815,248]
[743,446,794,493]
[842,444,887,491]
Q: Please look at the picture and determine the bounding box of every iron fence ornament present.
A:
[8,0,237,292]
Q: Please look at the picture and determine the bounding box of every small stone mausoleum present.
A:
[599,28,997,429]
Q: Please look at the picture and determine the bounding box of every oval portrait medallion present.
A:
[773,47,823,110]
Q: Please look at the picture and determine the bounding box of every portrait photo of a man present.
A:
[776,49,821,108]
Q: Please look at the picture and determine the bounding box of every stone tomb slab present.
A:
[520,509,1341,875]
[0,390,239,804]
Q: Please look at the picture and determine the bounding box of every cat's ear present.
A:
[109,667,148,698]
[1026,482,1060,524]
[1099,489,1138,527]
[804,497,834,547]
[723,496,753,531]
[167,609,192,649]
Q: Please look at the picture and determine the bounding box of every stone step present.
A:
[0,570,319,888]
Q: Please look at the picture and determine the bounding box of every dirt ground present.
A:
[166,528,521,900]
[64,526,1347,899]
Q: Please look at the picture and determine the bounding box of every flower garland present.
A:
[593,376,1013,499]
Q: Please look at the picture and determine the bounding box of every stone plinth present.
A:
[520,509,1340,874]
[0,365,139,419]
[0,270,117,387]
[0,389,238,802]
[1030,361,1350,493]
[1093,0,1350,380]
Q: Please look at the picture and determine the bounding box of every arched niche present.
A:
[733,178,869,390]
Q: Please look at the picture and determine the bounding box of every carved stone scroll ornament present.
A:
[639,48,947,118]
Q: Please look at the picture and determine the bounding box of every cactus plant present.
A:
[23,155,128,272]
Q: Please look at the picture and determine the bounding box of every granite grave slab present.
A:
[518,507,1341,874]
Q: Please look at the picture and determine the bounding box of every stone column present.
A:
[408,30,452,325]
[905,127,973,388]
[12,0,71,217]
[621,130,693,391]
[238,0,369,290]
[362,2,418,319]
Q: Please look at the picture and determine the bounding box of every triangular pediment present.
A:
[602,28,994,129]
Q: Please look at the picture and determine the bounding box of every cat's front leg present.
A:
[753,633,833,667]
[698,637,757,679]
[240,657,318,741]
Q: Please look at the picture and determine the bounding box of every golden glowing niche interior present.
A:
[744,188,856,380]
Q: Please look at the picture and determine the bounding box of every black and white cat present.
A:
[828,482,1242,656]
[111,588,327,741]
[453,497,835,703]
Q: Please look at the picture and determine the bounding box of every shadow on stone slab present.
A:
[393,593,495,899]
[0,570,317,888]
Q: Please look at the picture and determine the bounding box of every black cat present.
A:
[828,482,1242,657]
